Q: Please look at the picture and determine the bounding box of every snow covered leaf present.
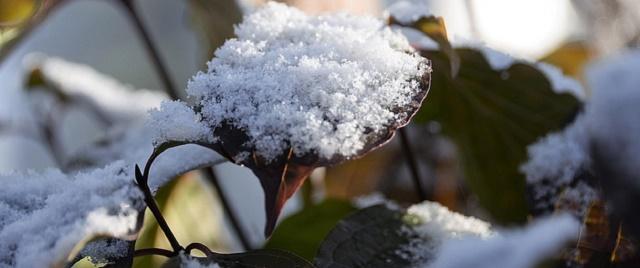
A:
[388,13,459,76]
[25,55,167,126]
[150,2,431,236]
[161,249,313,268]
[414,48,581,223]
[427,214,579,268]
[264,199,356,260]
[0,162,144,268]
[314,201,491,268]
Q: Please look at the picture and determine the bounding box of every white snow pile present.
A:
[402,201,493,262]
[0,55,227,267]
[0,162,143,268]
[180,2,430,162]
[407,201,493,242]
[521,49,640,215]
[587,49,640,188]
[385,2,585,100]
[146,101,214,146]
[26,55,167,124]
[427,214,579,268]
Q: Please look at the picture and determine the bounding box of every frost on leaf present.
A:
[150,2,431,235]
[314,201,492,267]
[387,3,582,223]
[427,215,579,268]
[0,162,144,268]
[25,55,167,126]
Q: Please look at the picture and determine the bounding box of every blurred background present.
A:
[1,0,639,266]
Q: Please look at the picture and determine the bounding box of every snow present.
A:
[186,2,430,162]
[521,49,640,216]
[586,50,640,188]
[407,201,493,242]
[401,201,493,263]
[146,101,214,145]
[427,214,579,268]
[385,2,585,99]
[386,0,432,24]
[179,253,220,268]
[521,115,589,186]
[26,55,168,124]
[0,162,143,268]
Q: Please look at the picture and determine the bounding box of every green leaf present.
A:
[162,249,315,268]
[314,205,420,268]
[416,48,581,223]
[264,199,356,260]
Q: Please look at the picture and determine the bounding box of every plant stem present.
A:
[202,168,253,250]
[135,165,184,252]
[119,0,252,251]
[119,0,181,100]
[398,127,429,201]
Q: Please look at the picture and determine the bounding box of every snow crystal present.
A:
[427,214,579,268]
[146,101,214,145]
[0,162,143,268]
[186,2,430,162]
[26,55,167,124]
[407,201,493,241]
[179,253,220,268]
[521,115,589,185]
[521,49,640,217]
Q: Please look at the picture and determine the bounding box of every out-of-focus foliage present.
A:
[264,199,356,260]
[416,48,580,223]
[542,42,593,82]
[0,0,38,26]
[187,0,242,61]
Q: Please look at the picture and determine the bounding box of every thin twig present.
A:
[202,168,253,250]
[398,127,429,201]
[118,0,181,100]
[135,165,184,252]
[117,0,252,250]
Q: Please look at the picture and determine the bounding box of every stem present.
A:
[135,165,183,252]
[118,0,181,100]
[398,127,429,201]
[118,0,251,250]
[202,168,253,250]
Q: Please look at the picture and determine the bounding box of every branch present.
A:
[398,127,429,201]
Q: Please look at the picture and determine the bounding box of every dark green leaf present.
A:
[264,199,356,260]
[314,205,421,268]
[416,48,581,223]
[162,249,315,268]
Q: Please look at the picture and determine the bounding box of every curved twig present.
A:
[185,242,215,257]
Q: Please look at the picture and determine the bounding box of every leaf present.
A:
[200,68,429,237]
[415,48,581,223]
[389,15,460,76]
[162,249,315,268]
[264,199,356,260]
[314,205,419,268]
[0,0,38,26]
